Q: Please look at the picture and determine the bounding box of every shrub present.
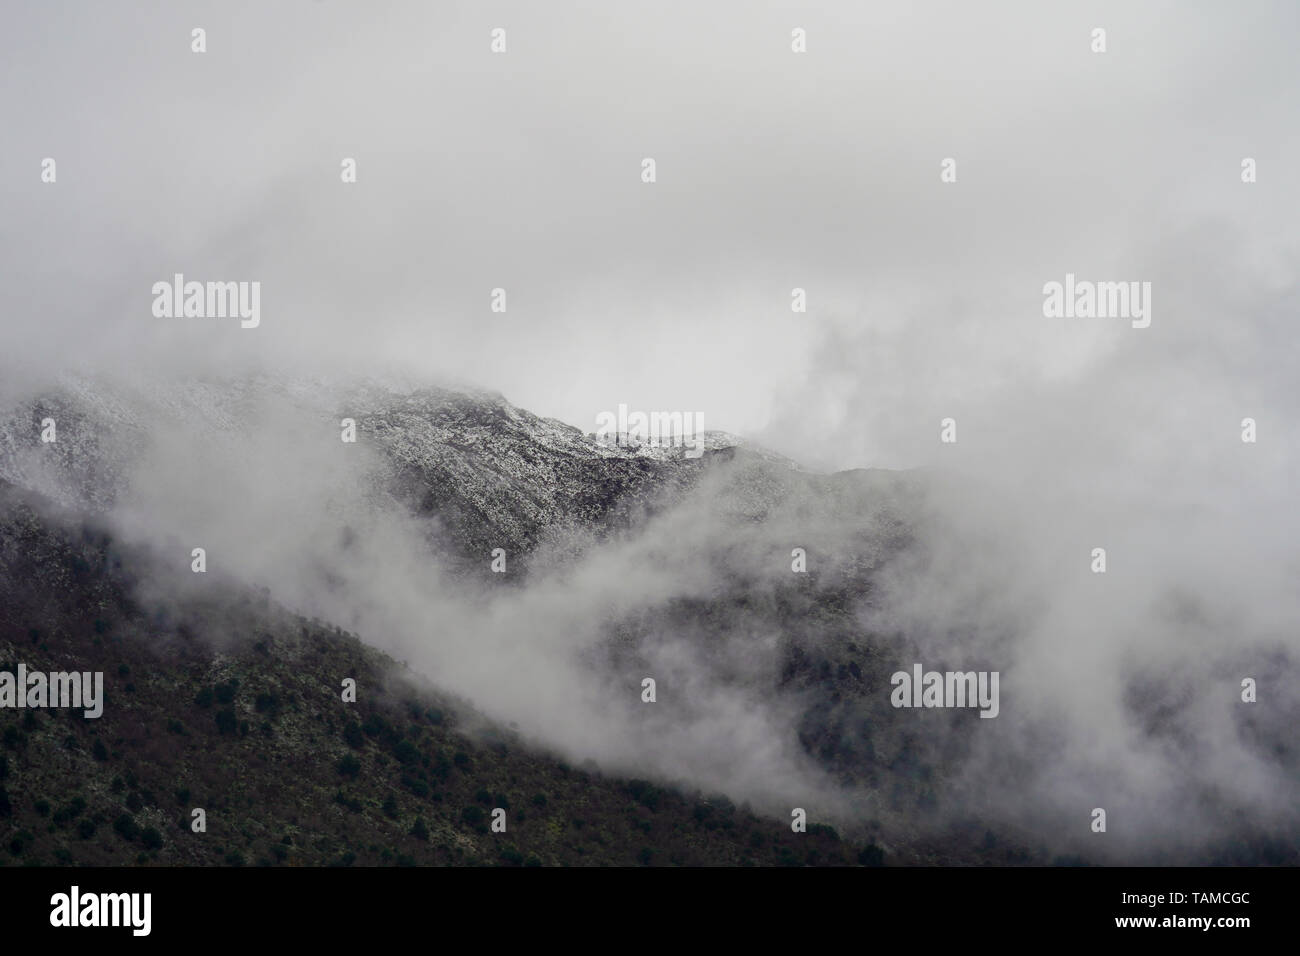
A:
[337,754,362,778]
[430,753,451,781]
[858,844,885,867]
[627,779,660,811]
[392,739,419,765]
[113,814,139,842]
[382,794,399,819]
[53,797,86,826]
[499,845,524,866]
[214,709,238,735]
[410,818,429,841]
[215,681,238,705]
[399,774,428,798]
[9,830,33,856]
[460,806,486,827]
[77,819,96,839]
[808,823,840,841]
[531,793,547,809]
[194,687,214,708]
[343,723,365,749]
[92,739,109,761]
[141,827,163,851]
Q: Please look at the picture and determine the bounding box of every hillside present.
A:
[0,476,884,866]
[0,375,1294,867]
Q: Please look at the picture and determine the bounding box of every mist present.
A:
[2,0,1298,860]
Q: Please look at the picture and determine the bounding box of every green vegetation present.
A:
[0,486,932,868]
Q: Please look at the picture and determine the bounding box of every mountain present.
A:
[0,374,1294,866]
[0,473,881,866]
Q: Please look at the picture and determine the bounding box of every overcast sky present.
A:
[2,0,1296,473]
